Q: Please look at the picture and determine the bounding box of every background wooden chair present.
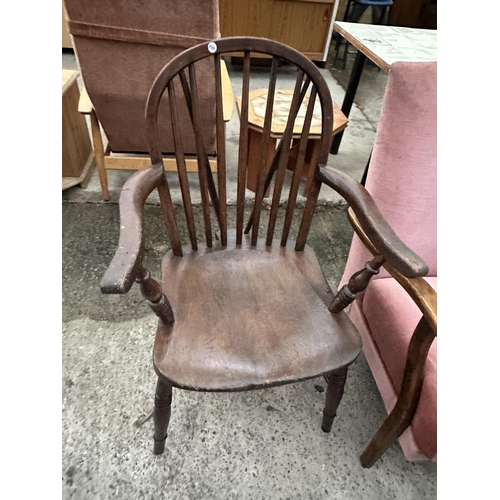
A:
[100,37,430,457]
[339,61,437,467]
[64,0,232,200]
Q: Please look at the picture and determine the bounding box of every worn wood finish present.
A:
[179,67,213,248]
[157,181,183,257]
[146,38,334,251]
[329,254,385,314]
[135,266,175,325]
[360,316,436,468]
[295,172,322,251]
[345,207,437,467]
[101,164,165,293]
[266,71,307,245]
[348,208,437,331]
[154,231,362,392]
[281,86,317,246]
[185,64,222,225]
[101,37,434,455]
[245,75,312,236]
[316,165,429,277]
[237,51,251,245]
[153,377,173,455]
[321,366,348,433]
[168,79,198,251]
[238,91,348,199]
[251,57,279,246]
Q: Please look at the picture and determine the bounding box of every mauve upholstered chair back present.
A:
[341,61,437,284]
[64,0,220,154]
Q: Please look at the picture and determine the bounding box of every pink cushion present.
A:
[362,277,437,460]
[340,61,437,286]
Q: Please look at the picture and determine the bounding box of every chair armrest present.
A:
[318,165,429,279]
[348,207,437,333]
[100,164,164,294]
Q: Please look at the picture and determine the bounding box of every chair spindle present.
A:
[168,79,198,251]
[236,51,251,245]
[281,86,317,247]
[214,53,228,247]
[251,56,279,246]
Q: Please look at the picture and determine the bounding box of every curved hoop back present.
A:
[145,37,334,256]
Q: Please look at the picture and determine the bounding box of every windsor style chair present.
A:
[100,37,429,457]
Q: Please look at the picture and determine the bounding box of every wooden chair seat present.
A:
[154,232,362,391]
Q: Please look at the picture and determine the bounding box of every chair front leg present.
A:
[321,366,348,432]
[153,377,173,455]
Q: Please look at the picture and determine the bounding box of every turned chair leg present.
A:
[321,366,348,433]
[153,377,173,455]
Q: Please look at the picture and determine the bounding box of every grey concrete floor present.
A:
[62,43,437,499]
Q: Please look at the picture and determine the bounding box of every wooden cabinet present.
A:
[219,0,336,62]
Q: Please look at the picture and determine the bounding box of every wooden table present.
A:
[237,88,348,196]
[330,22,437,157]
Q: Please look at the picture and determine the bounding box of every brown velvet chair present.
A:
[100,37,430,458]
[64,0,232,200]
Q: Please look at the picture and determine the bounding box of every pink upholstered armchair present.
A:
[339,61,437,467]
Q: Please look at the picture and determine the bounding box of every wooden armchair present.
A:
[100,37,430,457]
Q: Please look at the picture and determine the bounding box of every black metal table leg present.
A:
[330,50,367,155]
[360,151,372,186]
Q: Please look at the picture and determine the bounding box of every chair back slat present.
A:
[167,80,198,251]
[266,71,307,246]
[245,74,311,236]
[214,53,228,247]
[250,57,279,246]
[157,181,183,256]
[145,37,334,253]
[281,86,317,247]
[236,51,251,245]
[182,65,213,247]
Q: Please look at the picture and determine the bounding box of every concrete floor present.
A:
[62,44,436,499]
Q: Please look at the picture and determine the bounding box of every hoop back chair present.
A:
[101,37,429,457]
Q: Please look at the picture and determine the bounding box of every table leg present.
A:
[246,128,276,197]
[330,50,367,155]
[360,151,372,186]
